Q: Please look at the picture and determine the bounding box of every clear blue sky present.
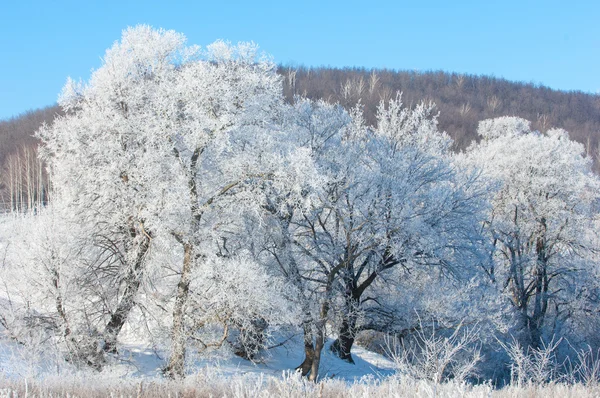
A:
[1,0,599,120]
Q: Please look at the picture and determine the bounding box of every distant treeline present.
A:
[0,106,61,211]
[1,67,599,210]
[279,66,600,155]
[0,105,61,164]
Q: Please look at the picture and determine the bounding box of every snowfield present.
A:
[0,330,395,380]
[2,332,600,397]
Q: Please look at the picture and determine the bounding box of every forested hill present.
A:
[2,67,600,167]
[0,105,62,165]
[280,66,600,158]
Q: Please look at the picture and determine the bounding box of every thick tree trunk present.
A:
[309,323,325,382]
[530,231,549,350]
[165,243,194,379]
[331,284,359,363]
[296,323,315,376]
[331,280,367,363]
[522,227,549,351]
[528,320,542,351]
[307,301,330,382]
[331,316,356,363]
[331,253,399,362]
[103,233,150,353]
[297,300,330,382]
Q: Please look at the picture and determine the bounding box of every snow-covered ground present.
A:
[0,329,405,397]
[0,329,395,382]
[2,340,600,398]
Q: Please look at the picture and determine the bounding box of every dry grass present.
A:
[1,371,600,398]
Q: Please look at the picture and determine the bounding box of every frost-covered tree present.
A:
[34,26,314,377]
[36,26,192,360]
[462,117,600,349]
[328,97,487,364]
[260,96,488,380]
[153,37,303,379]
[0,208,109,369]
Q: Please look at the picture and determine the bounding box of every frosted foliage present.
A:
[284,98,351,154]
[468,122,597,245]
[546,127,570,140]
[463,117,600,348]
[206,40,235,61]
[205,40,263,64]
[376,93,451,156]
[57,77,84,111]
[38,24,289,253]
[91,25,190,92]
[477,116,531,140]
[40,26,195,237]
[260,96,488,380]
[0,210,108,368]
[32,25,310,374]
[187,254,299,350]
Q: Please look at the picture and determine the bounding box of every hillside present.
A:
[0,105,62,165]
[279,66,600,155]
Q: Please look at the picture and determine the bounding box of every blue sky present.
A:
[1,0,599,120]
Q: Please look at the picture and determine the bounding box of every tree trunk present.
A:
[331,316,356,363]
[165,146,202,379]
[331,277,368,363]
[331,252,400,362]
[296,322,315,377]
[309,322,325,382]
[528,319,542,351]
[165,242,194,379]
[308,301,330,382]
[331,287,360,363]
[103,233,151,353]
[527,227,549,351]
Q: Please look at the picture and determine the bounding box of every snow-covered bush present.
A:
[384,320,482,384]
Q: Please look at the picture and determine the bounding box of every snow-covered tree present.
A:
[0,208,109,369]
[36,26,192,360]
[153,37,302,379]
[35,26,314,377]
[462,117,600,349]
[259,96,488,380]
[329,97,488,364]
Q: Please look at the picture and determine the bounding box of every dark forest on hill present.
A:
[279,66,600,154]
